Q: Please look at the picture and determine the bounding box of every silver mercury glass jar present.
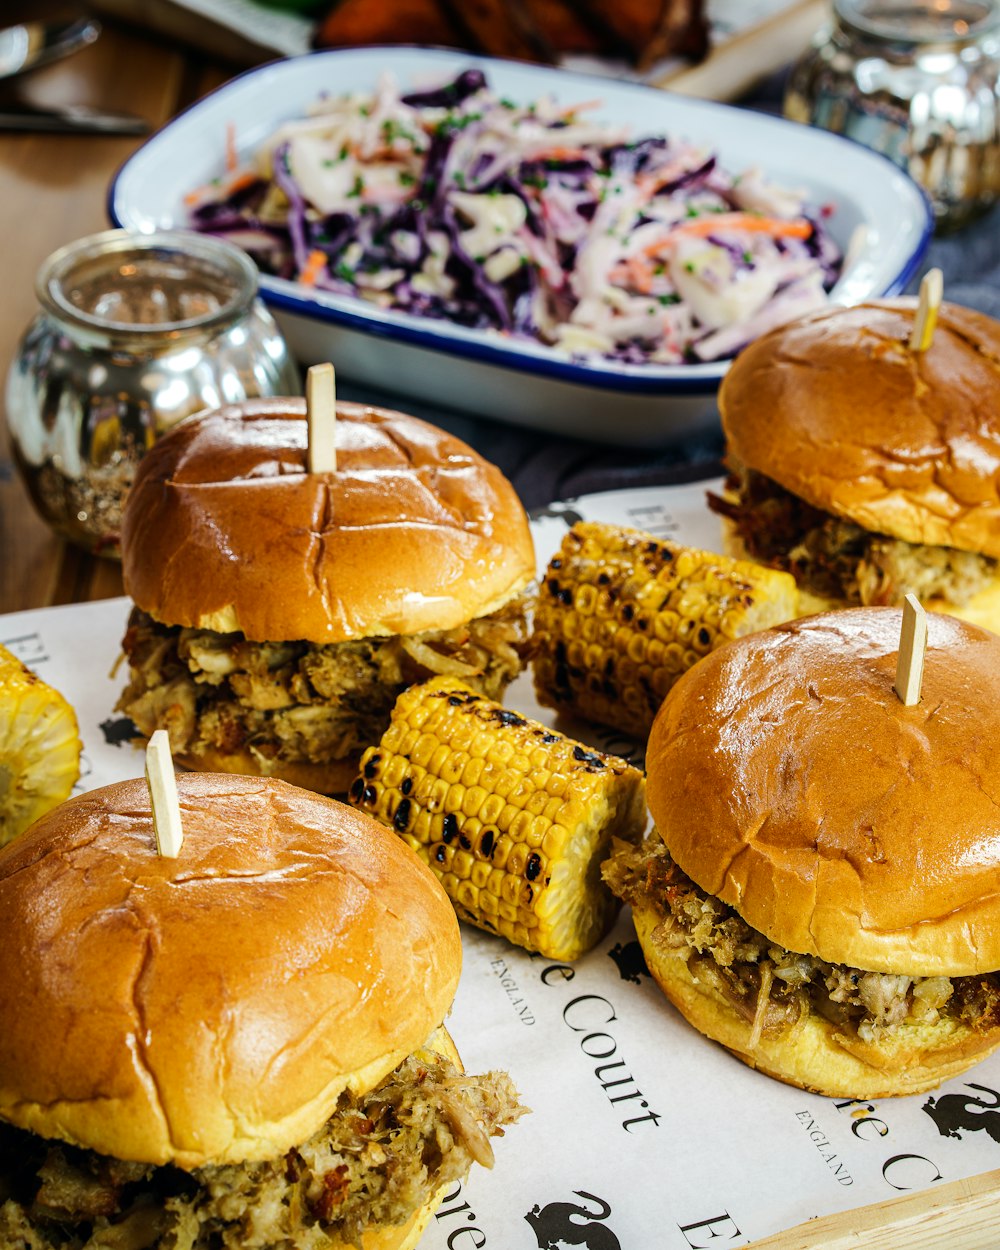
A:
[785,0,1000,230]
[5,229,301,556]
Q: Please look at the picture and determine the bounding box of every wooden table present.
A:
[0,2,232,616]
[2,14,1000,1245]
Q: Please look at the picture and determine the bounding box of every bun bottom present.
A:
[719,521,1000,635]
[633,903,1000,1098]
[334,1025,463,1250]
[329,1190,443,1250]
[174,746,358,797]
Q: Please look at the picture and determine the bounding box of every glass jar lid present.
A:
[36,229,260,342]
[833,0,1000,46]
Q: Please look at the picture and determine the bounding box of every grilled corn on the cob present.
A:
[0,645,82,847]
[532,522,798,737]
[351,676,646,961]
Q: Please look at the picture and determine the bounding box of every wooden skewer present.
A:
[894,593,927,706]
[306,362,337,474]
[145,729,183,858]
[908,267,943,352]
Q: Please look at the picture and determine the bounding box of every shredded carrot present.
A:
[228,171,260,197]
[610,257,654,294]
[183,169,259,207]
[642,213,814,254]
[558,98,604,118]
[530,146,589,163]
[225,121,239,174]
[635,164,685,202]
[298,249,328,287]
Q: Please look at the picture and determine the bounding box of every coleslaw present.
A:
[187,68,842,365]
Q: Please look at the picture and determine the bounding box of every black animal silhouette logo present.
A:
[100,716,140,747]
[529,501,585,529]
[923,1083,1000,1143]
[608,940,651,984]
[524,1191,621,1250]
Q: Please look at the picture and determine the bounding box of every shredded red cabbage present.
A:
[187,70,843,365]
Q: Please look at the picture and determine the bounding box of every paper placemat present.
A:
[4,481,999,1250]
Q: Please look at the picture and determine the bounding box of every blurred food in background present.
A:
[314,0,709,69]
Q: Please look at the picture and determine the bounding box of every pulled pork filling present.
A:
[708,468,997,608]
[116,596,529,771]
[603,832,1000,1047]
[0,1047,526,1250]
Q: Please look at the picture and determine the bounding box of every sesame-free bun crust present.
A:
[633,904,1000,1099]
[646,608,1000,978]
[718,300,1000,558]
[0,774,461,1169]
[719,520,1000,634]
[121,398,535,643]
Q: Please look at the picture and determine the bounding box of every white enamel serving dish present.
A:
[108,47,933,447]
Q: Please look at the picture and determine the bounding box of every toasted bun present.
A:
[343,1198,441,1250]
[121,398,535,643]
[646,607,1000,977]
[718,300,1000,558]
[0,774,461,1169]
[336,1186,442,1250]
[720,519,1000,634]
[633,904,1000,1098]
[174,744,359,797]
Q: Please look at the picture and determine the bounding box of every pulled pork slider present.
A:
[604,608,1000,1097]
[116,398,535,793]
[0,773,524,1249]
[709,299,1000,631]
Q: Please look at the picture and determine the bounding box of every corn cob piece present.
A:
[351,675,646,962]
[0,645,82,847]
[532,521,798,739]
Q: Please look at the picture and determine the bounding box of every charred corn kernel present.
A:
[0,645,82,847]
[532,521,798,739]
[351,676,646,961]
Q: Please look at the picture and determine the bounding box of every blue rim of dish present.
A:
[107,46,935,397]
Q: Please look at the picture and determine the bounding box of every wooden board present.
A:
[746,1167,1000,1250]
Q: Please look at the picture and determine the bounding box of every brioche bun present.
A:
[633,904,1000,1099]
[641,607,1000,1095]
[719,521,1000,631]
[647,608,1000,977]
[121,397,535,644]
[718,300,1000,559]
[173,743,358,797]
[0,774,461,1170]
